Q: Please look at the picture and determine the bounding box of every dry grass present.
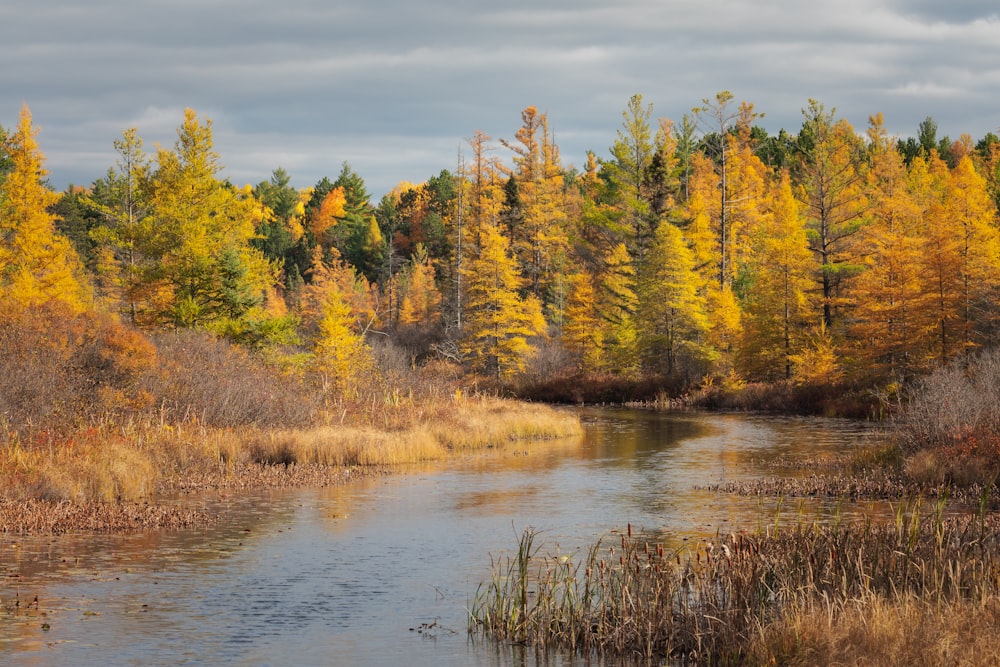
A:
[226,396,581,469]
[471,505,1000,665]
[0,396,581,503]
[754,595,1000,667]
[245,425,446,467]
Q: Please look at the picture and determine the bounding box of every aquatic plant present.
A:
[472,508,1000,665]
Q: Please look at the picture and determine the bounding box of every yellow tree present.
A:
[0,105,89,310]
[794,101,869,330]
[307,186,347,249]
[948,154,1000,351]
[561,271,604,373]
[461,223,546,380]
[301,247,379,341]
[848,114,927,380]
[453,131,506,331]
[310,277,374,396]
[692,92,763,289]
[637,222,712,377]
[737,172,813,381]
[597,242,640,376]
[398,243,441,329]
[502,107,570,302]
[911,153,962,363]
[142,109,276,330]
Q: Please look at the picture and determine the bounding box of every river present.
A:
[0,407,882,666]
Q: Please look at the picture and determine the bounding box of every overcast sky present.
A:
[3,0,999,199]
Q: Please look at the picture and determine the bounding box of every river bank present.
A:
[0,395,582,534]
[1,409,887,666]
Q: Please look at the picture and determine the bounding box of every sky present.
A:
[3,0,999,200]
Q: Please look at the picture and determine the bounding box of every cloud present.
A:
[3,0,999,197]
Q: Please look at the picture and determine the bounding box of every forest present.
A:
[8,92,1000,665]
[3,91,1000,410]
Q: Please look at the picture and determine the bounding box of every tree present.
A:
[794,100,869,329]
[915,153,1000,362]
[252,167,304,271]
[301,247,379,343]
[637,222,711,377]
[600,94,658,258]
[501,107,571,303]
[737,172,813,380]
[0,105,89,310]
[330,162,378,280]
[461,222,545,380]
[310,276,374,397]
[561,271,604,373]
[597,242,640,375]
[141,109,276,332]
[693,91,763,289]
[848,114,926,380]
[88,127,154,322]
[398,243,441,329]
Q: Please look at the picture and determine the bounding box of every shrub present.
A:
[895,349,1000,485]
[896,350,1000,451]
[145,330,319,428]
[0,301,158,438]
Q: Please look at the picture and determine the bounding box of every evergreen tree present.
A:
[637,222,712,377]
[461,223,545,380]
[0,105,89,310]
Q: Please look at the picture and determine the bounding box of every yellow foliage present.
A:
[462,223,546,380]
[790,323,843,385]
[309,187,347,241]
[308,269,375,396]
[562,272,604,372]
[0,105,90,311]
[399,245,441,328]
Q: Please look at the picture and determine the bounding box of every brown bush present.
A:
[145,330,319,428]
[894,349,1000,486]
[0,301,158,438]
[896,350,1000,452]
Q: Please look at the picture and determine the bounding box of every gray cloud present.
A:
[3,0,999,197]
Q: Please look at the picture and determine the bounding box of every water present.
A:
[0,408,882,665]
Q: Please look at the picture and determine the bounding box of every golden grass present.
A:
[0,394,582,503]
[2,436,158,503]
[428,397,582,450]
[753,595,1000,666]
[245,425,446,467]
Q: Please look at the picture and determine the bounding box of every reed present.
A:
[1,394,581,503]
[471,507,1000,665]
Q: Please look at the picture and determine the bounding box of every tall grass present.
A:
[471,506,1000,665]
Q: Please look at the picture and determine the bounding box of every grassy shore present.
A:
[0,305,583,532]
[0,394,581,532]
[472,508,1000,666]
[471,351,1000,666]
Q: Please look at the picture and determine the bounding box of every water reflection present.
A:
[0,408,887,665]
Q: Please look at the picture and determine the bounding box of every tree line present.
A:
[2,93,1000,394]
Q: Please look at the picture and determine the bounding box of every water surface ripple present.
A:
[0,408,881,666]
